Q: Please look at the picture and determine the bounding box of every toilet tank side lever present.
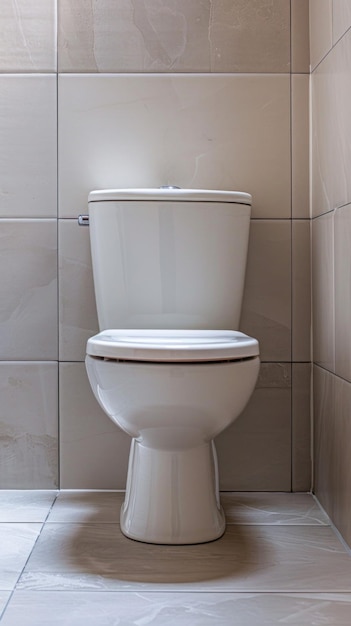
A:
[78,215,90,226]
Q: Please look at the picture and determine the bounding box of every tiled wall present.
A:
[310,0,351,546]
[0,1,311,491]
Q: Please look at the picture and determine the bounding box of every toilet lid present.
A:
[86,329,259,362]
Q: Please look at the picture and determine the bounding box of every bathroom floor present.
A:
[1,492,351,625]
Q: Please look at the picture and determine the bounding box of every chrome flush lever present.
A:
[78,215,89,226]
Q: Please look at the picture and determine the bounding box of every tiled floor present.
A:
[1,492,351,624]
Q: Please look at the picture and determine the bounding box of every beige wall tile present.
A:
[335,204,351,382]
[208,0,290,73]
[292,74,310,219]
[0,362,58,488]
[333,0,351,44]
[0,0,56,71]
[217,363,291,491]
[292,220,311,362]
[292,363,311,492]
[309,0,332,70]
[291,0,310,73]
[59,363,130,489]
[59,220,98,362]
[58,0,290,73]
[311,29,351,217]
[312,212,335,373]
[58,74,291,220]
[314,365,351,548]
[241,220,291,362]
[0,220,57,360]
[314,365,335,512]
[0,76,57,219]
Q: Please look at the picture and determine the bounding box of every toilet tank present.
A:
[88,188,252,331]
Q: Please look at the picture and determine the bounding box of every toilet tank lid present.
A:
[88,188,252,204]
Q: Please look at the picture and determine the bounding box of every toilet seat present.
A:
[86,329,259,362]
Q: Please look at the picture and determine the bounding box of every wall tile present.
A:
[291,0,310,73]
[309,0,333,70]
[58,74,291,220]
[312,212,335,373]
[292,363,311,492]
[314,365,351,547]
[333,0,351,44]
[58,0,210,73]
[0,0,56,72]
[58,0,290,73]
[0,220,57,360]
[207,0,290,73]
[59,363,130,489]
[217,363,291,491]
[311,29,351,217]
[292,220,311,362]
[59,220,98,362]
[292,74,310,219]
[240,220,291,362]
[0,76,57,218]
[0,362,58,489]
[335,204,351,382]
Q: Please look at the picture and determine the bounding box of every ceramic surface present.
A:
[0,363,58,489]
[4,591,351,625]
[1,492,350,624]
[0,492,56,523]
[292,75,310,218]
[240,221,291,362]
[0,523,42,590]
[59,363,130,489]
[333,0,351,44]
[292,220,311,362]
[216,363,291,491]
[58,0,290,73]
[58,74,291,220]
[291,0,310,73]
[292,363,312,492]
[18,523,351,592]
[0,220,57,360]
[335,204,351,382]
[311,29,351,217]
[58,220,98,361]
[0,0,56,71]
[312,212,335,373]
[309,0,333,70]
[59,362,292,491]
[0,76,57,219]
[314,365,351,548]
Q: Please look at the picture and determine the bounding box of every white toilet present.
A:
[85,188,260,545]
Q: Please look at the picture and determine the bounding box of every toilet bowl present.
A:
[86,329,259,544]
[85,188,260,544]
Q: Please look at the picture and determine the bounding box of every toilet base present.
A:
[120,438,226,544]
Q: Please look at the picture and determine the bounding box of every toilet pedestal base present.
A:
[120,438,226,544]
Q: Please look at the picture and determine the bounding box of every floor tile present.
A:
[0,592,11,619]
[47,491,123,523]
[0,491,57,522]
[18,523,351,592]
[0,524,42,590]
[222,493,328,525]
[3,591,351,626]
[46,492,328,527]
